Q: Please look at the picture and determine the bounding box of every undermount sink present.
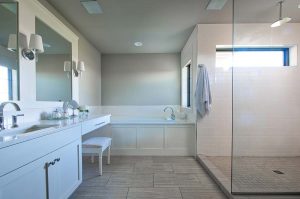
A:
[21,124,58,134]
[0,124,59,142]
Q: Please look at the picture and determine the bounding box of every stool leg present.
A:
[99,151,103,176]
[91,155,95,163]
[107,146,111,165]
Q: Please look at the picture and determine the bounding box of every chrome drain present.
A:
[273,170,284,174]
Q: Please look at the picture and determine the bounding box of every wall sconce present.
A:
[7,34,17,52]
[76,61,85,77]
[64,60,85,78]
[64,61,72,78]
[22,34,44,61]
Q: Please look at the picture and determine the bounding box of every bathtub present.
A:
[96,116,196,156]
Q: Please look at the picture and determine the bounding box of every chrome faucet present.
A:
[0,102,24,130]
[164,106,175,120]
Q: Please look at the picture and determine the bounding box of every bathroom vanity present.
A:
[0,114,110,199]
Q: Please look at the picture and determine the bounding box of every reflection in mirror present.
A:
[0,2,19,102]
[35,18,72,102]
[181,62,192,109]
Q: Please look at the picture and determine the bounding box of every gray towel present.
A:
[195,65,212,117]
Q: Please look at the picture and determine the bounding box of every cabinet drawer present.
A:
[0,125,81,177]
[82,116,110,135]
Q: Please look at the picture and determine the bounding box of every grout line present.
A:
[179,187,184,199]
[126,187,129,199]
[105,172,112,186]
[153,173,155,188]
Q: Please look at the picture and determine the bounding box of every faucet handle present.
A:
[13,114,25,118]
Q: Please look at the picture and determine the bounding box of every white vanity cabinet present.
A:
[82,115,111,135]
[0,125,82,199]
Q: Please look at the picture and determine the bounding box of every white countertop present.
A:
[110,116,195,125]
[0,113,111,149]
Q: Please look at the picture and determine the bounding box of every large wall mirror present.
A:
[35,17,72,102]
[0,2,19,102]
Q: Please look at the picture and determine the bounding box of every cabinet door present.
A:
[57,139,82,199]
[47,139,82,199]
[0,139,82,199]
[0,154,48,199]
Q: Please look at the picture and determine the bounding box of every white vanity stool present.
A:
[82,137,112,175]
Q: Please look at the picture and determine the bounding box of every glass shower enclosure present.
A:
[232,0,300,195]
[197,0,300,196]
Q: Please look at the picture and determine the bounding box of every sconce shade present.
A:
[64,61,72,72]
[77,61,85,71]
[29,34,44,53]
[7,34,17,51]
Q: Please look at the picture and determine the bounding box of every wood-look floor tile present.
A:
[152,156,196,163]
[172,164,206,174]
[102,163,135,173]
[134,162,173,174]
[72,156,228,199]
[81,173,111,187]
[180,187,227,199]
[70,187,128,198]
[127,188,182,199]
[154,173,218,188]
[107,173,153,187]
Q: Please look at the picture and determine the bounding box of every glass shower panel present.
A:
[232,0,300,194]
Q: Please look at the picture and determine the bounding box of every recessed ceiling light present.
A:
[80,0,103,14]
[134,42,143,47]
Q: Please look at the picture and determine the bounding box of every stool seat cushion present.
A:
[83,137,112,152]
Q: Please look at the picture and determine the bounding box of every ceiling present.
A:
[45,0,300,54]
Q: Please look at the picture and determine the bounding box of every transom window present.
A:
[216,46,296,68]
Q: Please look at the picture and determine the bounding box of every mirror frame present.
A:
[14,0,79,109]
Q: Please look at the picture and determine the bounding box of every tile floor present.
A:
[207,156,300,193]
[70,156,227,199]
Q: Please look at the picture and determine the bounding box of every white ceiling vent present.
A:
[80,0,103,14]
[206,0,228,10]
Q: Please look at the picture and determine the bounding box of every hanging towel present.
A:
[195,64,212,117]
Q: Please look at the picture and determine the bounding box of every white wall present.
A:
[196,24,232,157]
[78,38,101,106]
[185,23,300,157]
[101,53,181,106]
[233,23,300,156]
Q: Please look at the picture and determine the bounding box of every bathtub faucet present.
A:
[164,107,175,120]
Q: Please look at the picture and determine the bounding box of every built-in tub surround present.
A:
[82,106,196,156]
